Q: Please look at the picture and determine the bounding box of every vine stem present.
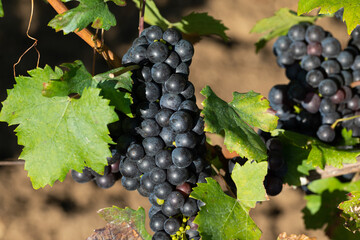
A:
[47,0,122,68]
[138,0,146,36]
[331,115,360,129]
[0,159,25,166]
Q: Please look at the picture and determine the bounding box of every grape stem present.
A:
[330,115,360,129]
[138,0,146,36]
[47,0,122,68]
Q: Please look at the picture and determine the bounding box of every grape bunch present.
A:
[269,23,360,143]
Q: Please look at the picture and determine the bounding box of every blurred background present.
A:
[0,0,351,239]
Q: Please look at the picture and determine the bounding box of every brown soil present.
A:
[0,0,352,239]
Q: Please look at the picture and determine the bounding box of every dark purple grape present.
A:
[71,168,94,183]
[166,191,185,209]
[306,69,324,88]
[341,70,353,86]
[288,24,306,41]
[319,79,338,97]
[121,176,140,191]
[351,25,360,40]
[181,82,195,99]
[116,134,136,154]
[165,51,180,69]
[163,28,182,45]
[145,25,163,42]
[136,82,161,102]
[317,125,335,142]
[276,50,295,67]
[142,137,165,156]
[140,172,156,192]
[287,82,306,101]
[330,89,345,104]
[301,92,321,113]
[141,66,152,82]
[150,167,167,184]
[175,132,197,148]
[152,231,170,240]
[159,127,176,147]
[337,50,354,69]
[162,201,181,217]
[155,149,173,169]
[137,155,156,173]
[180,198,198,217]
[151,63,172,83]
[137,184,151,197]
[176,62,190,75]
[147,41,169,63]
[172,147,193,168]
[164,74,187,94]
[169,111,193,133]
[179,100,199,113]
[307,42,322,56]
[155,108,174,127]
[352,55,360,70]
[121,50,132,65]
[136,119,161,138]
[95,173,116,189]
[321,37,341,58]
[305,25,325,43]
[136,102,160,119]
[192,117,205,135]
[132,36,148,47]
[154,182,173,200]
[268,84,288,105]
[164,218,181,235]
[160,93,182,111]
[175,39,194,62]
[321,60,341,75]
[119,158,142,178]
[274,36,292,54]
[176,182,192,196]
[320,98,336,114]
[347,95,360,110]
[150,212,167,232]
[127,143,145,161]
[129,45,147,64]
[322,112,340,124]
[167,165,188,185]
[264,175,283,196]
[301,55,321,71]
[290,41,307,59]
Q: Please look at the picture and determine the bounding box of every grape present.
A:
[276,50,295,67]
[290,41,307,60]
[132,36,148,47]
[136,102,160,119]
[175,132,197,149]
[264,175,283,196]
[268,84,288,105]
[267,151,284,171]
[306,69,324,88]
[197,171,210,183]
[141,65,152,82]
[317,125,335,142]
[172,147,193,168]
[343,86,353,101]
[137,155,157,173]
[354,70,360,82]
[95,173,116,189]
[126,143,145,161]
[71,168,93,183]
[129,45,147,64]
[288,24,306,41]
[352,55,360,70]
[265,138,282,151]
[159,127,176,147]
[167,165,189,185]
[136,82,161,102]
[300,55,321,71]
[155,150,173,170]
[301,92,321,114]
[150,212,167,232]
[321,37,341,58]
[164,74,187,94]
[287,82,306,101]
[154,182,173,200]
[119,158,142,178]
[116,134,136,154]
[147,41,169,63]
[155,108,174,127]
[169,111,194,133]
[151,63,172,83]
[176,62,190,75]
[152,231,170,240]
[318,79,338,97]
[145,25,163,42]
[162,201,181,217]
[176,182,192,196]
[163,28,182,45]
[175,39,194,62]
[285,63,301,80]
[160,93,182,111]
[164,51,180,69]
[330,89,345,104]
[136,118,161,138]
[347,96,360,110]
[140,172,156,192]
[337,50,354,69]
[150,167,167,184]
[121,176,140,191]
[142,137,165,156]
[322,112,340,124]
[180,198,198,217]
[307,42,322,56]
[166,191,185,209]
[341,70,353,85]
[164,218,181,235]
[110,160,120,173]
[320,98,336,114]
[192,117,205,135]
[321,60,341,75]
[274,36,292,54]
[351,25,360,40]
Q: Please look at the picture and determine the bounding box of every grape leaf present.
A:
[0,0,3,17]
[48,0,116,34]
[231,161,268,209]
[297,0,360,34]
[338,191,360,233]
[95,206,151,240]
[106,0,126,6]
[250,8,318,52]
[92,65,136,92]
[0,65,118,189]
[132,0,229,41]
[201,86,269,161]
[340,128,360,146]
[303,178,360,239]
[191,177,262,240]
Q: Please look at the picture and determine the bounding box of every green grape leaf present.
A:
[298,0,360,34]
[48,0,116,34]
[0,0,4,17]
[231,161,268,209]
[0,65,118,189]
[96,206,151,240]
[92,66,136,92]
[191,178,262,240]
[201,86,268,161]
[303,178,360,239]
[106,0,126,6]
[250,8,318,52]
[338,191,360,233]
[172,12,229,42]
[340,128,360,146]
[132,0,229,41]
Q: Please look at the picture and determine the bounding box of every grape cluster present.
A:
[270,23,360,143]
